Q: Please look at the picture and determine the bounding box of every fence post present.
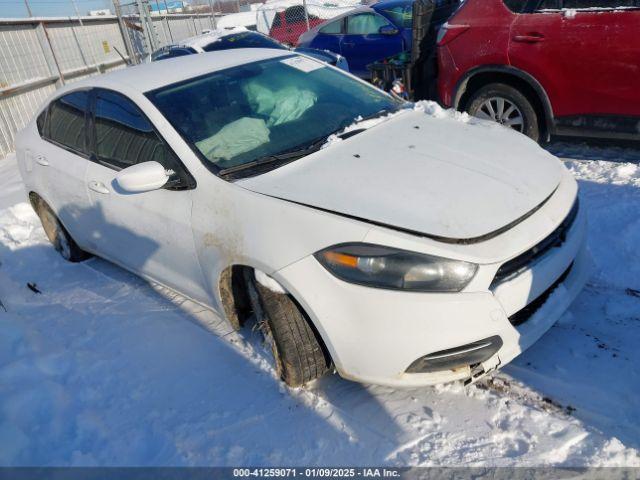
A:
[37,20,65,86]
[208,0,217,29]
[302,0,310,31]
[113,0,138,64]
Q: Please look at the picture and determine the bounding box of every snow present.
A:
[1,126,640,466]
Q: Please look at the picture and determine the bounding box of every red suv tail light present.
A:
[437,23,470,46]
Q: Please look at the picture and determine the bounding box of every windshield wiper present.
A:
[218,133,332,179]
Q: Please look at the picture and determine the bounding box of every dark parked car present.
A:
[150,29,349,72]
[437,0,640,142]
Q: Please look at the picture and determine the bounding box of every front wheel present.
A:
[465,83,540,142]
[247,274,331,387]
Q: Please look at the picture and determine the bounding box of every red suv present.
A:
[437,0,640,142]
[269,6,324,46]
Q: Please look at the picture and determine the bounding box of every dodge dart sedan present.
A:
[15,49,590,388]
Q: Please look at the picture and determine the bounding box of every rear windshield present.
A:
[146,55,400,173]
[202,32,287,52]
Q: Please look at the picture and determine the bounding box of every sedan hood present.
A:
[237,110,563,241]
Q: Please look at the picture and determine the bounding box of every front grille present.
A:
[491,198,580,288]
[509,262,573,327]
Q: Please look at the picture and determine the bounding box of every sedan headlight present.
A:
[315,243,477,292]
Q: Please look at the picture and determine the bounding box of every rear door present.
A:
[510,0,640,131]
[340,12,404,77]
[83,88,211,304]
[37,90,94,248]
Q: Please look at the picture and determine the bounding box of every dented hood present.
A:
[237,110,563,241]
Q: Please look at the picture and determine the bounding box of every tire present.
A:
[465,83,540,142]
[32,196,90,263]
[248,275,331,387]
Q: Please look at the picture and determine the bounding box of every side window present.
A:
[319,19,343,34]
[272,13,282,27]
[503,0,528,12]
[536,0,560,9]
[46,91,89,155]
[563,0,635,7]
[93,90,193,188]
[346,13,391,35]
[381,5,412,28]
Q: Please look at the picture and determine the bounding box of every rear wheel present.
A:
[32,196,90,262]
[246,272,331,387]
[465,83,540,142]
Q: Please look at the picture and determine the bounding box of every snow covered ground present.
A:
[0,138,639,467]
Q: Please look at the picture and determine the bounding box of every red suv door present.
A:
[509,0,640,134]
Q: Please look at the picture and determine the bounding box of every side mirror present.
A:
[115,161,169,193]
[379,25,399,35]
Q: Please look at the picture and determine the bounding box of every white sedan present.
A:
[15,49,590,388]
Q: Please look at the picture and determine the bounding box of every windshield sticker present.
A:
[280,56,325,73]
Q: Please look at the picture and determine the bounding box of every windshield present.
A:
[146,55,400,175]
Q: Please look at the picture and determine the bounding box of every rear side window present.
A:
[36,109,47,136]
[319,19,343,34]
[46,90,89,155]
[202,32,286,52]
[537,0,561,9]
[503,0,528,12]
[562,0,635,7]
[346,13,391,34]
[94,90,175,170]
[151,47,196,61]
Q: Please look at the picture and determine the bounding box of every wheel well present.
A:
[28,191,41,210]
[218,265,332,364]
[458,72,549,140]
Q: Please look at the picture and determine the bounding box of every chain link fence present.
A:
[254,0,359,45]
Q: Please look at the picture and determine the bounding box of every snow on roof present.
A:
[57,48,291,94]
[173,26,249,50]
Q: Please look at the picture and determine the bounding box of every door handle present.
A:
[88,181,110,194]
[342,41,355,46]
[512,33,545,43]
[35,154,49,166]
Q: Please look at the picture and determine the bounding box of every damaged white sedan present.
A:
[15,49,590,388]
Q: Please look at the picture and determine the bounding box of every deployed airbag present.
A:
[243,81,316,127]
[195,117,270,164]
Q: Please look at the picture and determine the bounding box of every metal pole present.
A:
[162,0,175,41]
[113,0,137,64]
[23,0,33,16]
[70,0,102,74]
[302,0,310,31]
[207,0,217,28]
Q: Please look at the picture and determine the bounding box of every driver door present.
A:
[84,88,211,305]
[340,12,404,77]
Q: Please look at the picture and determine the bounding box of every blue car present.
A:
[298,0,456,78]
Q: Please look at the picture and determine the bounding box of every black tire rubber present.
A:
[465,83,540,142]
[253,281,331,387]
[32,196,91,263]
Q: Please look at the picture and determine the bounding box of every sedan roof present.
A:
[59,48,291,94]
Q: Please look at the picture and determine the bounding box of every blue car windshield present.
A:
[146,55,400,174]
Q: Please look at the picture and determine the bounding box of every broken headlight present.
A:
[315,243,477,292]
